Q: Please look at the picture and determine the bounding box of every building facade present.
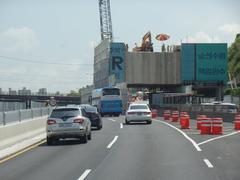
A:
[80,85,94,104]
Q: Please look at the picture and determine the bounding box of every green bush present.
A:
[224,88,232,95]
[231,88,240,96]
[224,88,240,95]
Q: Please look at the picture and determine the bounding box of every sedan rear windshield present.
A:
[130,105,148,110]
[85,106,98,113]
[50,108,80,118]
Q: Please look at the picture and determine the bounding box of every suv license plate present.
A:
[59,123,72,127]
[137,112,142,116]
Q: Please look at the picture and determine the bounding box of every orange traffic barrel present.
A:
[151,109,158,119]
[196,115,207,130]
[200,118,212,135]
[234,115,240,130]
[163,110,171,120]
[180,115,190,129]
[180,112,188,117]
[171,111,179,122]
[212,118,223,135]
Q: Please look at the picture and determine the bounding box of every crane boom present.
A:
[98,0,113,41]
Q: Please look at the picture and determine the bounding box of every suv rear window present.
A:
[50,108,81,118]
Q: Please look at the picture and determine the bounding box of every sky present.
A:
[0,0,239,93]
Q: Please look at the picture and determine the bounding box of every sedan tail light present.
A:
[144,112,151,115]
[47,119,56,125]
[74,118,84,124]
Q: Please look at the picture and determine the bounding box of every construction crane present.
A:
[98,0,113,41]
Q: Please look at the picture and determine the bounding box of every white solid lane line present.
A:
[198,131,240,146]
[203,159,214,168]
[154,120,202,152]
[120,123,123,129]
[107,136,119,149]
[107,118,116,122]
[78,169,91,180]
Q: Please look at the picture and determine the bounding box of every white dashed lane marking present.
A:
[107,118,116,122]
[78,169,91,180]
[120,123,123,129]
[203,159,214,168]
[107,136,118,149]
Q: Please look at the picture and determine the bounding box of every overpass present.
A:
[0,94,81,108]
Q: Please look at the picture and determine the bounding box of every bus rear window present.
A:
[103,88,120,96]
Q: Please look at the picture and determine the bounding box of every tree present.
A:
[67,89,81,97]
[228,34,240,89]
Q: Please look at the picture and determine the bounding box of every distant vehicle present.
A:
[91,87,122,117]
[201,102,238,113]
[66,104,80,107]
[125,103,152,124]
[46,107,91,145]
[84,106,102,130]
[80,104,92,109]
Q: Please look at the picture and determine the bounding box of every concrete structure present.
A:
[94,39,110,88]
[80,85,94,104]
[0,116,47,150]
[94,40,228,101]
[126,52,181,86]
[38,88,47,95]
[94,40,181,89]
[18,87,31,96]
[8,88,17,95]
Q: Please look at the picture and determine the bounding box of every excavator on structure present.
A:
[133,31,154,52]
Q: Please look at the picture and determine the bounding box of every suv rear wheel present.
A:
[81,134,88,144]
[47,137,54,145]
[97,123,102,130]
[87,131,92,140]
[146,121,152,124]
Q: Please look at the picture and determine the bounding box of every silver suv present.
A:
[46,107,91,145]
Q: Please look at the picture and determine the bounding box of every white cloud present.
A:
[187,32,221,43]
[0,27,38,52]
[218,23,240,35]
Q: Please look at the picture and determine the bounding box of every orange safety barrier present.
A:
[196,115,207,130]
[180,111,188,117]
[171,111,179,122]
[234,115,240,130]
[212,118,223,135]
[163,110,171,120]
[151,109,158,119]
[180,115,190,129]
[200,118,212,135]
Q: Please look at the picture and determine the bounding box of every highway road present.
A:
[0,116,240,180]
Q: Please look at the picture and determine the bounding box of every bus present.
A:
[91,87,122,117]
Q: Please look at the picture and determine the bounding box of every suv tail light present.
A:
[74,118,84,124]
[144,112,151,115]
[128,112,136,115]
[47,119,56,125]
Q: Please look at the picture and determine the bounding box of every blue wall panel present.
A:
[181,44,195,81]
[109,43,126,83]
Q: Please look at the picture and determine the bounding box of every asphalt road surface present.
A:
[0,116,240,180]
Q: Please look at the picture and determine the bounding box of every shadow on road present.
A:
[40,139,84,147]
[124,122,151,126]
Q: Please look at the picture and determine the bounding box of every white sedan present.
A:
[125,104,152,124]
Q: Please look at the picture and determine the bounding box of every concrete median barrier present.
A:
[0,116,47,150]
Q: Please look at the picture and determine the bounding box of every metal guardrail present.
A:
[0,107,52,126]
